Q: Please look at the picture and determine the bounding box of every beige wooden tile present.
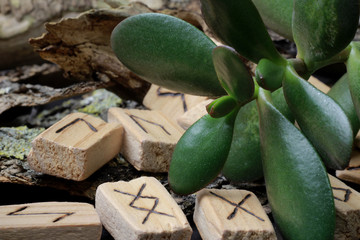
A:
[95,176,192,240]
[177,99,213,130]
[194,189,276,240]
[28,112,123,181]
[329,174,360,239]
[308,75,330,93]
[0,202,101,240]
[107,108,184,172]
[142,85,208,121]
[336,150,360,185]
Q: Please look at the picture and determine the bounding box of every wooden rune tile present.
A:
[95,176,192,240]
[177,99,213,130]
[328,174,360,239]
[194,189,276,240]
[28,112,124,181]
[142,85,208,122]
[308,75,330,93]
[107,108,184,172]
[336,150,360,185]
[0,202,102,240]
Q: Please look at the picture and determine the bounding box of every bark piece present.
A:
[329,174,360,240]
[108,107,184,172]
[0,0,98,69]
[0,78,113,115]
[336,150,360,185]
[177,99,213,130]
[143,85,208,122]
[95,176,192,240]
[29,4,154,103]
[29,5,212,104]
[194,189,276,240]
[28,112,124,181]
[0,201,102,240]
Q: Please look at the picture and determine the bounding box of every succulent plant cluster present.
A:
[111,0,360,239]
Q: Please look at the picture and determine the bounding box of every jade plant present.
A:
[110,0,360,239]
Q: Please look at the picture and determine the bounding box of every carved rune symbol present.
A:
[114,183,174,224]
[7,206,75,223]
[209,191,265,221]
[128,114,171,136]
[346,165,360,171]
[55,118,98,133]
[157,87,188,112]
[332,187,352,202]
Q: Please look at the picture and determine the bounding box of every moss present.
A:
[0,126,44,160]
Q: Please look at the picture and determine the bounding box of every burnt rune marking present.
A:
[157,87,188,112]
[7,206,75,223]
[209,191,265,221]
[346,165,360,171]
[55,118,97,133]
[332,187,352,202]
[128,114,171,135]
[114,183,174,224]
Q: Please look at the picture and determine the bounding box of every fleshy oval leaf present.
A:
[292,0,359,71]
[222,88,293,183]
[222,100,263,182]
[207,95,238,118]
[168,108,238,195]
[347,42,360,124]
[251,0,293,40]
[257,87,335,240]
[111,13,225,96]
[328,73,360,135]
[200,0,284,64]
[283,66,353,170]
[255,58,286,91]
[212,46,254,103]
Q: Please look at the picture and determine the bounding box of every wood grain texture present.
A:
[108,107,184,172]
[28,112,123,181]
[329,174,360,239]
[336,149,360,185]
[308,75,330,93]
[0,201,102,240]
[194,189,276,240]
[177,99,213,130]
[95,176,192,240]
[143,85,208,121]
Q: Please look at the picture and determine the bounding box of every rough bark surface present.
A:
[0,63,116,114]
[28,3,210,104]
[0,0,99,69]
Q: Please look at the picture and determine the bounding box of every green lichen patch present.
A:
[77,89,123,115]
[0,126,44,160]
[28,89,123,128]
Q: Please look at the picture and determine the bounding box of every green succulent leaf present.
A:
[207,95,238,118]
[292,0,359,71]
[251,0,293,40]
[347,42,360,124]
[222,88,293,183]
[168,108,238,195]
[200,0,285,64]
[212,46,254,103]
[272,88,294,122]
[283,66,353,170]
[111,13,225,96]
[222,100,262,182]
[328,73,360,135]
[255,58,286,91]
[257,87,335,240]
